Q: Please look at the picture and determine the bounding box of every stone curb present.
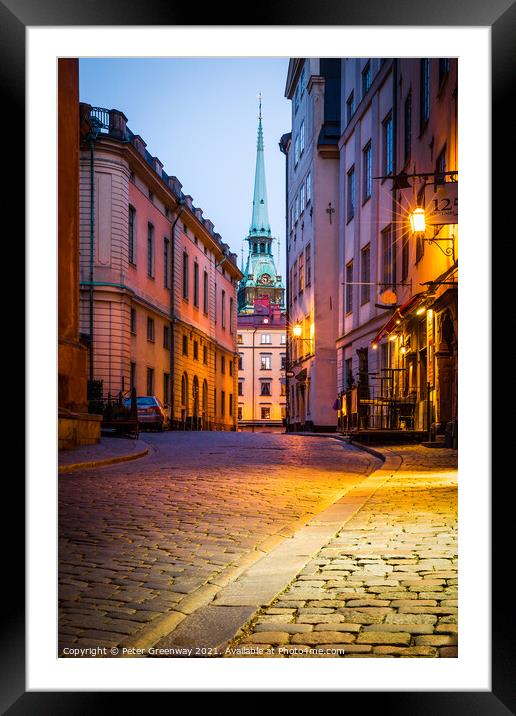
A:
[145,446,403,656]
[58,444,150,474]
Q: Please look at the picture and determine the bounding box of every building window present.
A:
[221,390,226,417]
[261,407,271,420]
[281,354,286,370]
[402,233,409,281]
[345,357,353,390]
[238,381,243,396]
[182,334,188,356]
[230,297,234,334]
[346,91,354,125]
[163,325,170,349]
[238,406,243,420]
[146,367,154,395]
[300,120,305,155]
[361,244,371,305]
[193,262,199,308]
[128,206,136,265]
[163,238,170,288]
[148,190,154,203]
[415,187,426,263]
[260,382,271,396]
[147,223,154,277]
[221,290,226,329]
[261,333,271,344]
[383,113,393,176]
[404,92,412,164]
[294,83,300,113]
[130,362,136,389]
[203,345,208,364]
[229,394,233,417]
[280,334,287,345]
[298,252,304,293]
[345,261,353,315]
[130,307,136,335]
[435,145,447,188]
[362,61,372,97]
[293,260,298,299]
[182,251,189,299]
[305,244,311,287]
[229,359,233,377]
[294,135,300,166]
[300,183,305,213]
[439,58,450,88]
[347,165,356,222]
[306,171,311,204]
[260,354,272,370]
[238,353,243,370]
[193,341,199,360]
[237,333,243,345]
[420,59,430,131]
[163,373,170,405]
[147,317,155,342]
[203,270,209,314]
[221,355,226,374]
[362,141,372,202]
[381,225,393,288]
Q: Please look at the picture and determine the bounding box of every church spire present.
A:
[249,94,271,238]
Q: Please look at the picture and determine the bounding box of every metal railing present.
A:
[340,382,431,432]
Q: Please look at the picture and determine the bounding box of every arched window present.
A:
[181,372,188,423]
[192,376,199,418]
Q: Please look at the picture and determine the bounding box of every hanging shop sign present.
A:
[424,181,458,225]
[427,309,435,387]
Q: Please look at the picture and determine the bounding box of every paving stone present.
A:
[356,632,411,645]
[247,632,290,645]
[291,632,356,645]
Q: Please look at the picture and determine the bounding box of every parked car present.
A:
[124,395,170,431]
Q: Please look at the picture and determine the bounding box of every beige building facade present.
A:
[79,105,242,431]
[283,59,342,431]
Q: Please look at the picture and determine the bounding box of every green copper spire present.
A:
[249,94,271,238]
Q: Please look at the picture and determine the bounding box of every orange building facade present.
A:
[78,106,242,430]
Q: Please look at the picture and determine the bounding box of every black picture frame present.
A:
[3,0,512,709]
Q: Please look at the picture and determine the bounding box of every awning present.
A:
[372,292,426,346]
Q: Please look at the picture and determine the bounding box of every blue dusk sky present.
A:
[79,58,291,274]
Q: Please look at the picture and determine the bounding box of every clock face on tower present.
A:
[260,274,271,285]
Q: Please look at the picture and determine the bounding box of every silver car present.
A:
[124,395,169,431]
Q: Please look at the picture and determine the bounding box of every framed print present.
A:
[2,0,512,708]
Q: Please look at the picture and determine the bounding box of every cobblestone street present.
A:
[227,445,458,658]
[58,432,379,654]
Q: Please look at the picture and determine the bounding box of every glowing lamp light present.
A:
[410,207,426,233]
[416,306,426,316]
[400,346,407,354]
[389,334,398,341]
[263,317,269,324]
[292,324,302,337]
[372,343,378,350]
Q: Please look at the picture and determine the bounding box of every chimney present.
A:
[152,156,163,177]
[132,135,147,157]
[109,109,128,140]
[168,176,183,197]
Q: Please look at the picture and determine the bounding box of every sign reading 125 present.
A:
[424,181,458,226]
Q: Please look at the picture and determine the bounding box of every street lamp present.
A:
[409,207,455,260]
[292,323,302,338]
[409,207,426,233]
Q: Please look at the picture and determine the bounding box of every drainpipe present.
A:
[252,326,257,430]
[170,201,185,429]
[279,135,290,432]
[89,138,95,383]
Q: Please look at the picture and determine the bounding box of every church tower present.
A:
[238,97,285,314]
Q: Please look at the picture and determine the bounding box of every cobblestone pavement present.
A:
[59,436,146,470]
[58,432,379,654]
[226,445,458,659]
